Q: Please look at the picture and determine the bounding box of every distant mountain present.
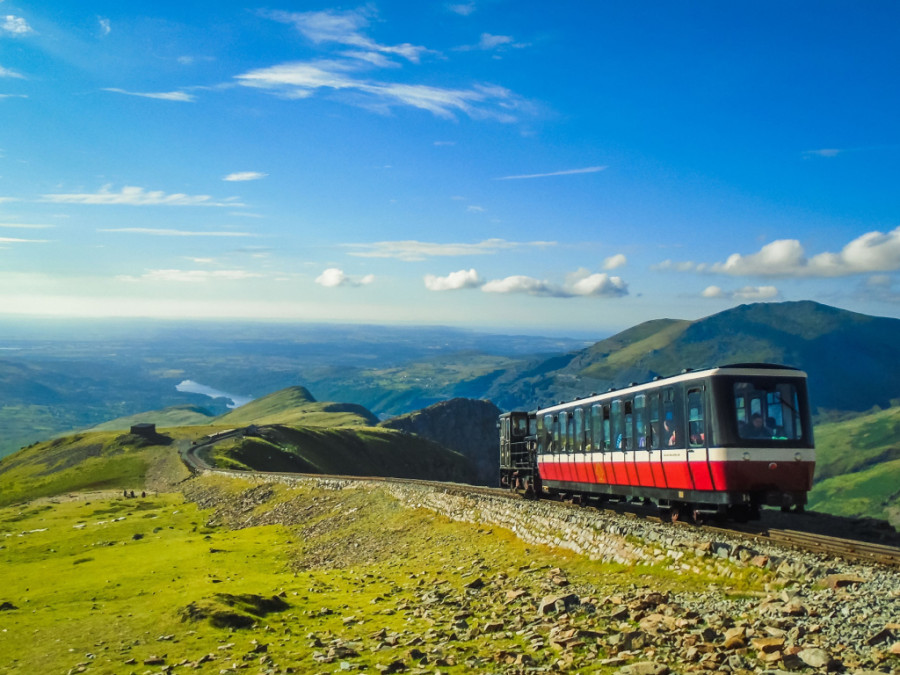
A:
[472,302,900,414]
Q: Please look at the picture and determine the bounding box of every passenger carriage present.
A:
[499,364,815,521]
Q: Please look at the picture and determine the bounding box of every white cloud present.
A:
[45,185,241,207]
[345,238,555,261]
[265,9,432,64]
[603,253,627,270]
[466,205,484,212]
[2,15,32,35]
[223,171,268,182]
[478,33,513,49]
[98,17,111,36]
[101,227,252,237]
[424,268,482,291]
[103,88,195,102]
[482,269,628,298]
[315,268,374,288]
[702,285,780,301]
[802,148,843,158]
[0,222,51,229]
[693,228,900,278]
[118,269,262,283]
[0,65,24,79]
[448,3,476,16]
[496,166,608,180]
[0,236,49,243]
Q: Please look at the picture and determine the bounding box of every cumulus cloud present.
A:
[424,268,482,291]
[345,238,554,261]
[665,227,900,278]
[44,185,241,207]
[315,267,374,288]
[2,15,32,35]
[702,285,780,300]
[117,269,262,283]
[103,88,195,102]
[223,171,268,182]
[496,166,607,180]
[482,269,627,298]
[603,253,627,270]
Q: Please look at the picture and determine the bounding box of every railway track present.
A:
[181,431,900,570]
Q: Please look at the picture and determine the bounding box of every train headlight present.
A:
[742,452,750,461]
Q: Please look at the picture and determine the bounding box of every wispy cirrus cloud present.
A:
[0,236,49,243]
[264,8,432,64]
[100,227,253,237]
[496,166,607,180]
[223,171,268,182]
[315,267,374,288]
[44,185,242,207]
[0,222,52,229]
[118,269,262,283]
[103,88,195,102]
[235,8,532,123]
[344,238,555,261]
[0,65,24,79]
[659,227,900,278]
[448,3,477,16]
[455,33,529,52]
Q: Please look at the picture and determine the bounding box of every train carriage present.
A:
[500,363,815,521]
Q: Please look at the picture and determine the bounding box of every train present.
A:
[499,363,815,521]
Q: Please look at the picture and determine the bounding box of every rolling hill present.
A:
[470,301,900,414]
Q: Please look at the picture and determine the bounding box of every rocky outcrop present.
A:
[379,398,502,486]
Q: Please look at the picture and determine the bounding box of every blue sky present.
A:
[1,1,899,335]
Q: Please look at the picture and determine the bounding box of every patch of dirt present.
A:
[179,593,289,629]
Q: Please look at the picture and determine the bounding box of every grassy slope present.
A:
[214,385,378,427]
[807,405,900,525]
[0,476,772,674]
[0,430,196,508]
[89,405,215,431]
[205,425,475,482]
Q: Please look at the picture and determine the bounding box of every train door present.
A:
[573,407,589,484]
[600,404,616,486]
[661,386,692,489]
[686,386,714,490]
[647,391,667,487]
[590,404,608,484]
[632,394,653,486]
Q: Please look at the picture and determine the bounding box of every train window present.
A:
[662,387,681,447]
[590,405,603,450]
[551,414,561,453]
[634,394,647,449]
[574,408,585,452]
[512,415,529,436]
[623,400,634,450]
[566,410,577,453]
[734,380,804,441]
[687,389,705,447]
[542,414,553,453]
[649,392,660,449]
[602,405,611,451]
[611,400,623,450]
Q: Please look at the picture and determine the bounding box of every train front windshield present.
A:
[728,377,811,445]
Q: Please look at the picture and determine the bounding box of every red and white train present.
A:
[499,363,815,521]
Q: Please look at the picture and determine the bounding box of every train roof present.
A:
[535,362,807,415]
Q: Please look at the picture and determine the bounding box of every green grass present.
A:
[807,457,900,526]
[0,430,196,508]
[0,477,775,673]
